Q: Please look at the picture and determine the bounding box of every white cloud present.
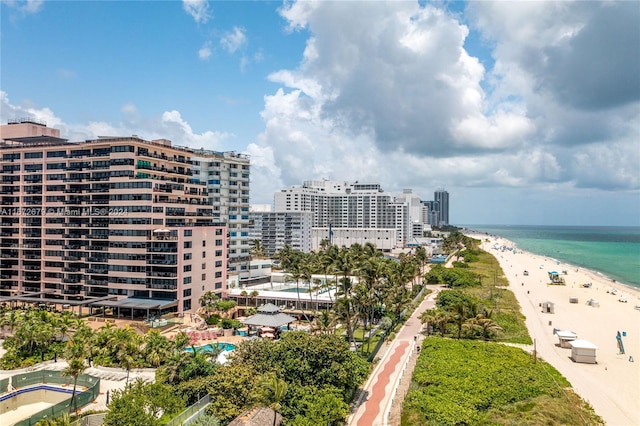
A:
[220,27,247,54]
[246,0,639,211]
[198,41,212,60]
[0,91,231,150]
[182,0,210,24]
[2,0,44,15]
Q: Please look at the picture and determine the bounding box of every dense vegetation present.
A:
[402,338,604,425]
[421,234,531,344]
[176,331,369,425]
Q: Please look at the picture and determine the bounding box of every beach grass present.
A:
[401,338,604,426]
[456,244,532,344]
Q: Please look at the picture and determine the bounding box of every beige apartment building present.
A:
[0,119,227,316]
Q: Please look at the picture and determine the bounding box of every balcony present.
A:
[24,265,41,271]
[87,279,108,286]
[62,255,81,261]
[24,275,41,281]
[147,272,177,278]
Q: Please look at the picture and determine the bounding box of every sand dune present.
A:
[469,233,639,426]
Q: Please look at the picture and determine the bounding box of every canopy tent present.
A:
[242,303,296,329]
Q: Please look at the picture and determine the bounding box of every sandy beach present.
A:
[468,232,640,425]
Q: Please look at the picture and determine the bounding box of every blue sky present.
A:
[2,0,639,226]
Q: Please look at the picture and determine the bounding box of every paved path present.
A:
[349,287,440,426]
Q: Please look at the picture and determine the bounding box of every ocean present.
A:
[465,225,640,289]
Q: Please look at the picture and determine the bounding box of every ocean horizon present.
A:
[463,225,640,289]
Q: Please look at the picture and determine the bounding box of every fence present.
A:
[166,394,211,426]
[70,413,107,426]
[0,370,100,426]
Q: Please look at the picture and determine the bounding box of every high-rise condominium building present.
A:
[434,189,449,226]
[190,151,250,279]
[0,120,228,315]
[274,180,416,249]
[249,211,313,257]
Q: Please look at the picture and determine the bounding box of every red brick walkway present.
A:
[356,341,409,426]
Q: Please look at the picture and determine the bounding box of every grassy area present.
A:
[463,246,532,344]
[401,338,604,426]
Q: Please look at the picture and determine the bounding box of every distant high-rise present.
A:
[274,180,424,249]
[434,189,449,226]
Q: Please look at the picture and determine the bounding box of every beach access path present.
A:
[474,234,640,426]
[348,287,440,426]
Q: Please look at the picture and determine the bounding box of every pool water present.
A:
[184,342,236,353]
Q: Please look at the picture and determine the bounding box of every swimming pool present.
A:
[184,342,236,353]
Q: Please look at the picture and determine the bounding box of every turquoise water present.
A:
[184,342,236,353]
[467,225,640,289]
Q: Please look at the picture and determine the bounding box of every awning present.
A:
[91,298,177,310]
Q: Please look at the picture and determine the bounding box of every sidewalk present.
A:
[349,287,440,426]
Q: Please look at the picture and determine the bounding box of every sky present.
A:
[1,0,639,226]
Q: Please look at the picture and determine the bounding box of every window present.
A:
[184,265,192,272]
[215,260,223,267]
[215,271,222,278]
[202,263,206,269]
[215,229,223,235]
[202,240,206,247]
[184,230,192,237]
[215,240,223,246]
[215,282,222,289]
[184,241,192,249]
[215,250,223,257]
[201,274,206,280]
[183,299,191,311]
[183,277,192,284]
[184,253,192,260]
[202,251,206,258]
[183,289,192,297]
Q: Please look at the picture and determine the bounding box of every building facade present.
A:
[274,180,418,249]
[190,151,251,279]
[434,189,449,226]
[249,211,313,256]
[0,120,227,314]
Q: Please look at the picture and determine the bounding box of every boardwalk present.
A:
[349,287,440,426]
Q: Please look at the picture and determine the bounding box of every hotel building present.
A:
[0,120,227,315]
[274,180,420,250]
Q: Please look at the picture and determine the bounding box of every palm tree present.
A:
[333,247,356,345]
[199,291,220,317]
[62,357,86,414]
[248,239,266,282]
[257,372,287,426]
[313,311,335,335]
[275,244,294,271]
[286,259,310,323]
[107,326,141,384]
[143,330,172,368]
[453,302,468,339]
[249,290,260,307]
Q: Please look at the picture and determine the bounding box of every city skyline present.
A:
[2,1,639,226]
